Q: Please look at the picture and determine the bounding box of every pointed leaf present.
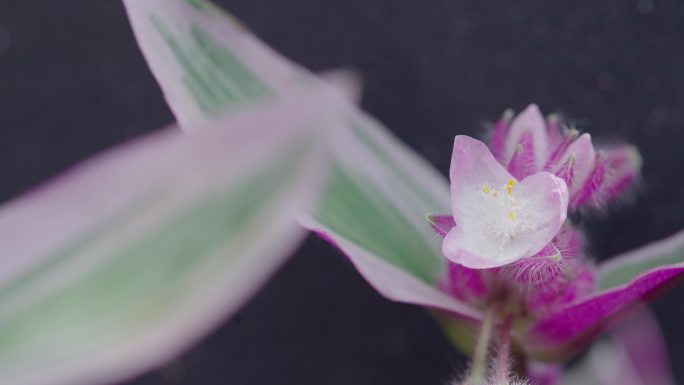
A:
[123,0,309,128]
[0,91,329,385]
[125,0,482,320]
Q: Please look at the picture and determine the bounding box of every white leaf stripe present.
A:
[124,0,306,128]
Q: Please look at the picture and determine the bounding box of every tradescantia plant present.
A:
[0,0,682,384]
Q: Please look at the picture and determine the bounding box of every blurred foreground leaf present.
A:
[0,88,329,385]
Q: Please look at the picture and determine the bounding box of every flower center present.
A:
[472,178,538,256]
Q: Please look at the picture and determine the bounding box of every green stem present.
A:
[467,307,496,383]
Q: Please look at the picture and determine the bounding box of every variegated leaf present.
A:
[124,0,483,319]
[0,90,329,385]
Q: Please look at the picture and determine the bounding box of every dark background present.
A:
[1,0,683,384]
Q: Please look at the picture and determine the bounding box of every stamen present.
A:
[509,211,515,220]
[507,178,515,195]
[482,184,490,193]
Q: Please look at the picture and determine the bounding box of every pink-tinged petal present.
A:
[502,104,551,173]
[490,109,514,162]
[544,133,596,205]
[524,263,684,361]
[450,135,513,199]
[442,172,568,269]
[443,227,514,269]
[586,144,642,207]
[512,172,569,252]
[426,214,456,237]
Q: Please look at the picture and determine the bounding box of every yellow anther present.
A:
[509,211,515,220]
[482,184,491,193]
[507,179,515,195]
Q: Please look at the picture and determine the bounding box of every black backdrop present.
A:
[1,1,684,384]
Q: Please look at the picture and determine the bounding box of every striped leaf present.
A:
[0,90,329,385]
[124,0,307,129]
[124,0,483,319]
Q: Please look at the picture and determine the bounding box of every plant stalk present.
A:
[492,316,513,384]
[466,307,496,383]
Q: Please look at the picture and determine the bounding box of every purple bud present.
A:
[545,128,579,168]
[586,144,642,207]
[571,152,607,207]
[545,133,596,206]
[502,104,551,173]
[506,134,535,180]
[553,155,575,190]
